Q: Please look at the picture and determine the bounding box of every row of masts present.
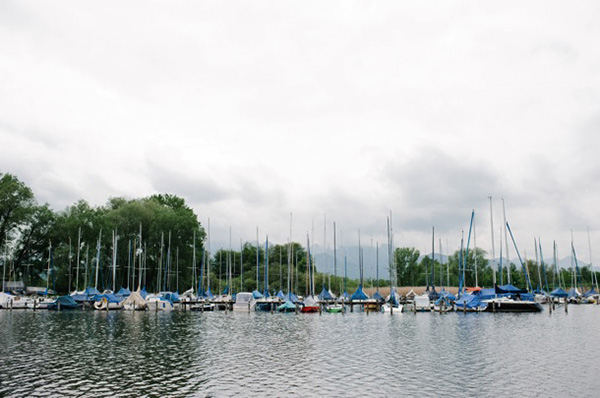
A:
[8,203,600,297]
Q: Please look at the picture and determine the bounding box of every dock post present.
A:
[33,298,37,311]
[565,299,568,313]
[58,301,61,311]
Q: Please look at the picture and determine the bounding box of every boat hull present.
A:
[483,300,543,313]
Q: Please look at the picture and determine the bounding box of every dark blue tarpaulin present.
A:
[351,285,369,301]
[318,286,333,301]
[495,284,528,295]
[550,288,568,298]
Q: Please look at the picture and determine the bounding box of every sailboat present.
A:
[301,234,320,313]
[480,220,542,312]
[382,214,403,314]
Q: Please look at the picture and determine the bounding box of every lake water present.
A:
[1,305,599,397]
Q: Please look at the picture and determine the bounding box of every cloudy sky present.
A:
[2,1,600,273]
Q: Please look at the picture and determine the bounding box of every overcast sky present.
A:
[2,1,600,273]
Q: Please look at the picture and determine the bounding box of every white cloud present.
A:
[2,0,600,268]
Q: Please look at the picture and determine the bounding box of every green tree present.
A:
[0,173,36,249]
[394,247,420,286]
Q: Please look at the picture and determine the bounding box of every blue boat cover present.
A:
[550,288,568,298]
[568,288,580,298]
[277,300,296,311]
[283,292,299,303]
[584,288,598,297]
[434,295,452,307]
[318,286,333,301]
[495,284,528,294]
[49,295,79,310]
[351,285,369,301]
[92,293,122,303]
[340,291,350,300]
[276,290,285,299]
[116,287,131,297]
[71,294,89,302]
[438,289,456,301]
[205,287,214,299]
[476,288,497,300]
[427,287,439,300]
[252,290,264,299]
[454,294,487,310]
[140,287,148,299]
[372,291,384,301]
[162,292,180,303]
[84,287,101,296]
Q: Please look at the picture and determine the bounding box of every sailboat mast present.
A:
[473,222,478,288]
[306,232,312,297]
[289,213,292,295]
[112,229,116,293]
[192,230,196,294]
[94,230,102,290]
[240,239,243,292]
[333,221,337,295]
[431,226,435,289]
[588,226,598,292]
[489,196,496,285]
[207,218,211,294]
[264,235,269,296]
[137,223,143,291]
[68,237,72,293]
[256,227,260,293]
[76,227,81,292]
[46,240,51,293]
[502,198,511,284]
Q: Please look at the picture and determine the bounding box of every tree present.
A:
[0,173,36,249]
[394,247,420,286]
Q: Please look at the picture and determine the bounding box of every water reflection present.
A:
[0,307,599,397]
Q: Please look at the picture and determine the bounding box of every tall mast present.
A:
[206,218,210,294]
[46,240,51,293]
[112,229,117,293]
[431,226,435,289]
[306,233,311,296]
[264,235,269,296]
[288,213,292,295]
[333,221,337,295]
[68,237,72,293]
[588,226,598,292]
[192,230,196,294]
[489,196,496,285]
[240,239,244,292]
[94,230,102,290]
[376,241,379,292]
[256,227,260,293]
[126,239,131,290]
[137,223,143,291]
[506,221,533,292]
[502,198,511,284]
[473,221,478,287]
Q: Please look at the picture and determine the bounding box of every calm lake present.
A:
[1,306,599,397]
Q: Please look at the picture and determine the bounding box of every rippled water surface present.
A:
[1,306,599,397]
